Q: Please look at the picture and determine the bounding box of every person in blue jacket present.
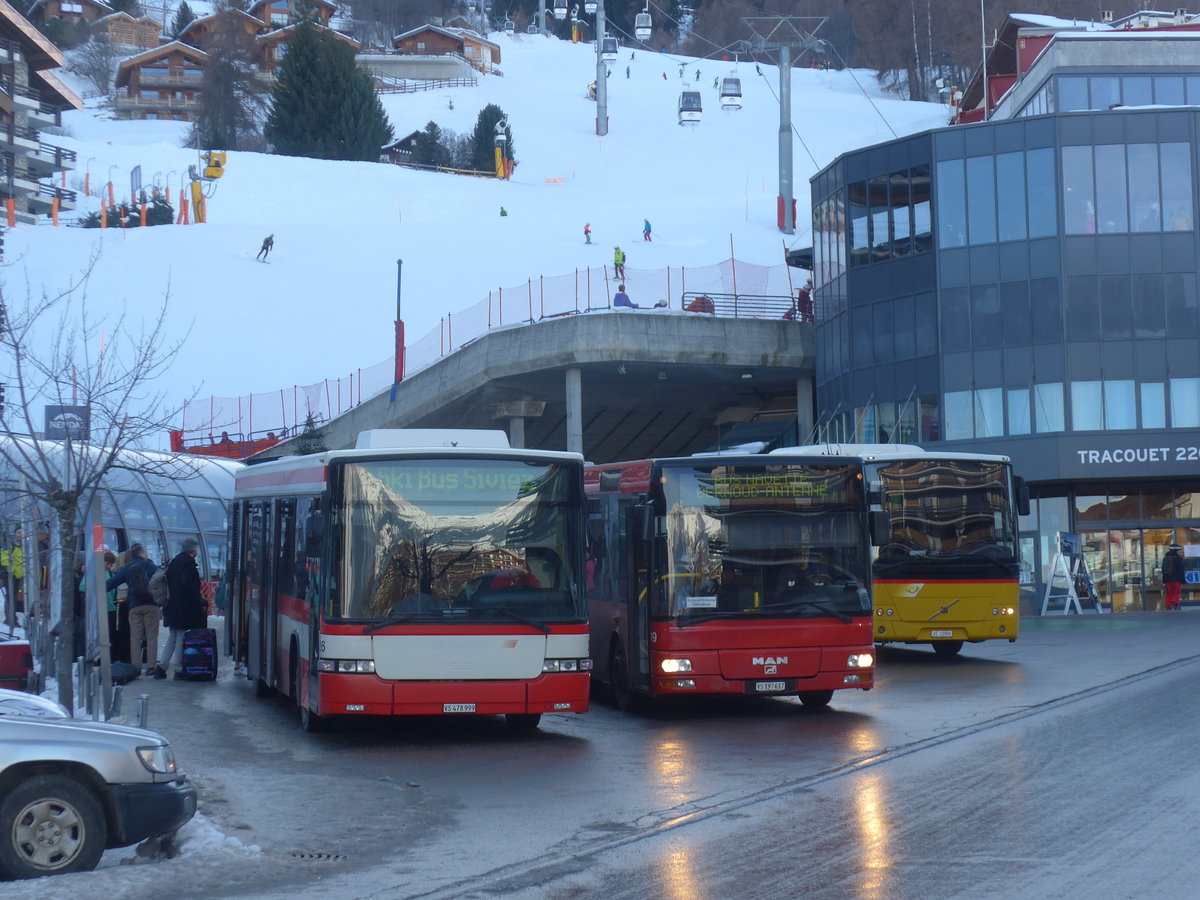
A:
[613,284,639,308]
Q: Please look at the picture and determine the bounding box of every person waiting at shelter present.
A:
[613,284,639,308]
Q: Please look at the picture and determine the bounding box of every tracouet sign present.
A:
[1059,433,1200,478]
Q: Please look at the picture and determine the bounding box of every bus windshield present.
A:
[332,459,583,622]
[659,462,871,621]
[871,458,1017,574]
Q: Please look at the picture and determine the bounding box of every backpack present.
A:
[128,562,151,600]
[149,567,170,606]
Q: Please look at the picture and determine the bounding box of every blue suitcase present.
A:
[181,628,218,681]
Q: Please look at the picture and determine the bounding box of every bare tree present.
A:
[68,37,123,98]
[0,260,191,712]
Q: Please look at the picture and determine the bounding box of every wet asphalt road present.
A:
[7,611,1200,900]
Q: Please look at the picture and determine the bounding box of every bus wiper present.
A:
[486,607,552,633]
[364,613,424,633]
[676,610,746,628]
[759,598,853,624]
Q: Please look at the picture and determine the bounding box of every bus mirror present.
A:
[869,510,891,546]
[631,505,654,542]
[1015,477,1031,517]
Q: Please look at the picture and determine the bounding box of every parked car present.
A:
[0,635,32,691]
[0,688,67,718]
[0,714,197,879]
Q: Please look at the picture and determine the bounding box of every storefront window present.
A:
[876,403,897,442]
[1143,491,1173,519]
[898,402,917,443]
[919,395,940,441]
[855,405,876,442]
[1075,494,1107,522]
[1175,492,1200,519]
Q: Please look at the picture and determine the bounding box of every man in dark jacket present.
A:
[107,543,159,675]
[1163,544,1186,610]
[155,538,209,679]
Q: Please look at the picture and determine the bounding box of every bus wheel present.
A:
[610,644,645,713]
[797,690,834,708]
[932,640,964,658]
[505,713,542,731]
[295,670,326,733]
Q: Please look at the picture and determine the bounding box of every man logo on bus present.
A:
[752,656,787,667]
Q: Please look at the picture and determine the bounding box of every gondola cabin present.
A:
[634,11,652,41]
[678,90,702,124]
[527,23,538,33]
[553,0,567,20]
[584,0,597,13]
[720,77,742,109]
[601,35,618,61]
[504,19,514,33]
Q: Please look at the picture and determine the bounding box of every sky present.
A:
[7,29,948,447]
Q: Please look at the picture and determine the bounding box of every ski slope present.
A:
[5,30,948,444]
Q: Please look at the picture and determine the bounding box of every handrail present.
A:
[679,292,803,320]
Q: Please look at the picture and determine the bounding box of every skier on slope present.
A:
[256,234,274,261]
[643,219,652,241]
[613,246,626,279]
[584,222,592,244]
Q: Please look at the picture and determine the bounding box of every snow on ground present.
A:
[7,32,947,446]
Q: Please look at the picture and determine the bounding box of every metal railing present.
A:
[679,292,805,320]
[36,183,76,203]
[37,142,76,165]
[372,75,478,93]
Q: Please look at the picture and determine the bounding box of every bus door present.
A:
[245,501,278,690]
[625,500,654,694]
[225,501,244,661]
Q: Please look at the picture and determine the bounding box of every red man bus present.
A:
[227,429,590,732]
[585,453,880,710]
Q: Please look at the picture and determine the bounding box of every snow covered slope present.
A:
[6,31,947,441]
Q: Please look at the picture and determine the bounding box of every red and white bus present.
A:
[585,453,880,710]
[227,429,590,732]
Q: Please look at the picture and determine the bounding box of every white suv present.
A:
[0,706,197,879]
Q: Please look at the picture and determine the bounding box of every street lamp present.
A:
[85,156,95,196]
[166,170,176,198]
[107,164,117,206]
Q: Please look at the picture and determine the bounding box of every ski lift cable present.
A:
[819,41,900,140]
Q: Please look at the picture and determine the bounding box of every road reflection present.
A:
[655,843,699,899]
[854,771,893,899]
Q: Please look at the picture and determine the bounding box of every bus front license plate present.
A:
[752,681,787,693]
[931,630,954,638]
[443,703,476,713]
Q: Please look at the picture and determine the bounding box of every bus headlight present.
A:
[992,607,1015,616]
[846,653,874,668]
[318,658,375,674]
[660,658,693,673]
[543,658,592,673]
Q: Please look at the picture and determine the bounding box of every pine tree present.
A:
[171,1,197,40]
[193,5,267,150]
[412,121,450,168]
[264,19,394,161]
[470,104,514,173]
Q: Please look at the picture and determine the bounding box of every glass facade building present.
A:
[810,106,1200,613]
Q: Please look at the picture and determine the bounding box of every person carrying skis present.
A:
[584,222,592,244]
[643,219,652,241]
[256,233,274,261]
[613,246,626,279]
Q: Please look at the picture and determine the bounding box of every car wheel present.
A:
[505,713,542,731]
[0,775,107,879]
[932,640,964,658]
[797,690,834,708]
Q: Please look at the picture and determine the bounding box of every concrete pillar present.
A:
[566,367,583,455]
[509,416,525,449]
[796,375,815,445]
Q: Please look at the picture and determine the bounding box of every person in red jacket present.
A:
[1162,544,1186,610]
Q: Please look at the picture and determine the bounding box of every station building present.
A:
[808,11,1200,612]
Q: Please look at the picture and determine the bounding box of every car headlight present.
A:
[136,744,177,775]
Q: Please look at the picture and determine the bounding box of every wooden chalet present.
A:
[91,10,161,50]
[392,24,501,74]
[258,20,359,76]
[177,7,263,50]
[114,40,207,121]
[23,0,111,27]
[0,0,82,227]
[248,0,335,29]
